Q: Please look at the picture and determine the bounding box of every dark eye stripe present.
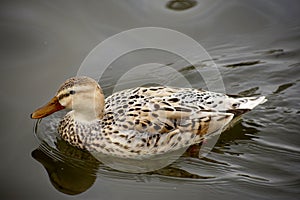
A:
[58,94,64,100]
[58,91,74,100]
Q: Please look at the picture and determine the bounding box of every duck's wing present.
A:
[105,86,234,137]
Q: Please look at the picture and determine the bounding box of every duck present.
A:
[31,76,266,158]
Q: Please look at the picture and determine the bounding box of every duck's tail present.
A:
[225,96,267,117]
[235,96,267,110]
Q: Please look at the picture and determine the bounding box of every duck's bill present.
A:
[31,96,65,119]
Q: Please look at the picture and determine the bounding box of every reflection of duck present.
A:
[31,76,266,158]
[32,140,212,195]
[31,140,99,195]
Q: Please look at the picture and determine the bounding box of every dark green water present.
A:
[0,1,299,199]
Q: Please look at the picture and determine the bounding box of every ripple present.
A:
[166,0,197,11]
[224,60,262,68]
[273,82,295,94]
[238,87,260,96]
[254,138,300,155]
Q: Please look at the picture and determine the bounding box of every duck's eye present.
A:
[69,90,76,95]
[232,103,240,108]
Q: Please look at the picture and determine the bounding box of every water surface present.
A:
[0,1,299,199]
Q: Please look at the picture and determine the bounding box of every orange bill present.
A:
[31,96,65,119]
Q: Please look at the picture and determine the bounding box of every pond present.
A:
[0,1,299,199]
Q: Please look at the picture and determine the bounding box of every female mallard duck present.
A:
[31,76,266,158]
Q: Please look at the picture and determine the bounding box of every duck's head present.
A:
[31,76,105,122]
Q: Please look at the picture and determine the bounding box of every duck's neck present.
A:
[72,106,104,123]
[71,88,105,122]
[72,110,97,122]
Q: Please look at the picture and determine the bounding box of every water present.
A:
[1,0,299,199]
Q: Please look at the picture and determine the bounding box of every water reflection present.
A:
[32,140,99,195]
[32,117,259,195]
[31,141,205,194]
